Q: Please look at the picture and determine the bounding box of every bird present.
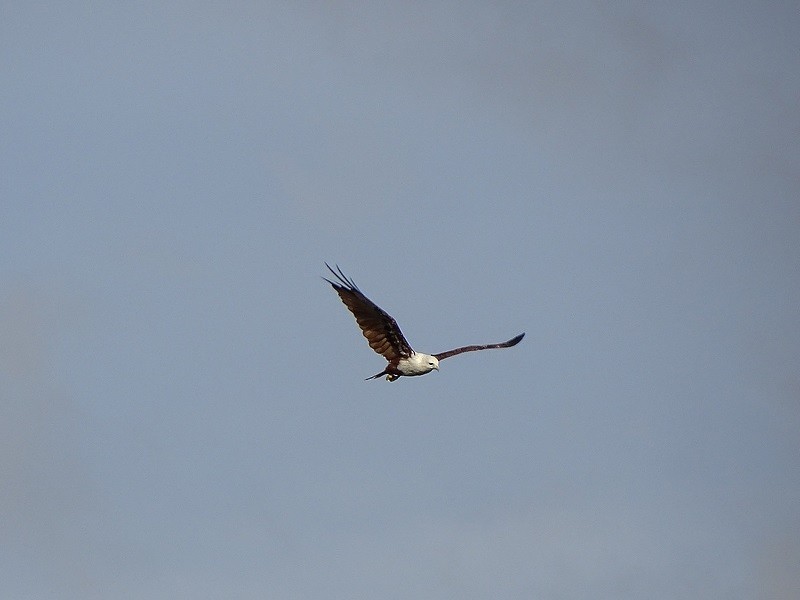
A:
[323,263,524,381]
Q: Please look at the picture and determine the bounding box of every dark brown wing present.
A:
[433,333,524,361]
[324,263,414,360]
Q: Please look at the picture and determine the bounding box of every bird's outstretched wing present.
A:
[433,333,525,361]
[324,263,414,360]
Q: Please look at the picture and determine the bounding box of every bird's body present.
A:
[373,352,440,381]
[324,264,523,381]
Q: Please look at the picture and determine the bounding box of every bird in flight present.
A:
[324,263,524,381]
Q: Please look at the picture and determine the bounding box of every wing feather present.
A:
[324,263,414,360]
[433,333,524,361]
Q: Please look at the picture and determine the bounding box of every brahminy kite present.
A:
[324,264,524,381]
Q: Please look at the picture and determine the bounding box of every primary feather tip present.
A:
[507,333,525,346]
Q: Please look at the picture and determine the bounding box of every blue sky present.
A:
[2,2,798,598]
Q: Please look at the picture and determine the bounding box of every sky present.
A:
[1,1,799,598]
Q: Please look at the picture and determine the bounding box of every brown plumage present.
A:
[324,264,413,362]
[324,263,524,381]
[433,334,525,361]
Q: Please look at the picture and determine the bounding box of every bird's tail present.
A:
[365,369,399,381]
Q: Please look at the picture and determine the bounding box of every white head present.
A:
[425,355,440,373]
[402,353,440,376]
